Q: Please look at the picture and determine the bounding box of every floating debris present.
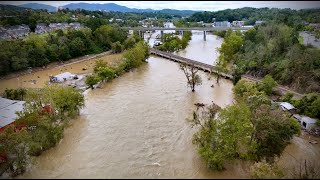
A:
[152,162,161,166]
[309,140,318,144]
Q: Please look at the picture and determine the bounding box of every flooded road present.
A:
[8,32,320,178]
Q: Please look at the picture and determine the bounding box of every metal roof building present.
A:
[0,97,25,129]
[279,102,296,111]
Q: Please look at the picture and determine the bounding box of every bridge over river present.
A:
[150,49,233,79]
[150,49,304,98]
[122,26,252,41]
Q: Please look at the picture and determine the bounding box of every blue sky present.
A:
[2,1,320,11]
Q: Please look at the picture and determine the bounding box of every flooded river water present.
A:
[4,31,319,178]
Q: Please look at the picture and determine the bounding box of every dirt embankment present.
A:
[0,50,112,81]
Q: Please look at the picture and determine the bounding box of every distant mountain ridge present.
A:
[18,3,57,12]
[0,4,30,11]
[15,2,198,16]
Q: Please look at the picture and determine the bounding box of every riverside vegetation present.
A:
[0,27,149,178]
[0,85,84,177]
[85,40,150,89]
[189,76,301,171]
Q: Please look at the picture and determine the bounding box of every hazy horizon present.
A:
[1,1,320,11]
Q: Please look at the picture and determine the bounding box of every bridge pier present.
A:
[161,30,164,40]
[203,31,206,41]
[181,31,184,36]
[139,31,144,39]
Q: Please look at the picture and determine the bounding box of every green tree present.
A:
[250,161,285,179]
[96,66,116,81]
[252,104,298,163]
[85,74,100,89]
[0,125,31,177]
[259,75,278,95]
[191,102,252,170]
[111,41,124,53]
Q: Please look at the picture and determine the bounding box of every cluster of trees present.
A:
[189,76,300,171]
[0,24,128,75]
[2,88,27,101]
[214,23,320,94]
[281,92,320,121]
[188,7,320,29]
[157,31,192,52]
[85,40,149,89]
[234,23,320,93]
[0,85,84,177]
[0,7,179,30]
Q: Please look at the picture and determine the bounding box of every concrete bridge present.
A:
[123,26,252,41]
[149,49,233,79]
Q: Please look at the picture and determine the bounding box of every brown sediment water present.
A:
[7,32,319,179]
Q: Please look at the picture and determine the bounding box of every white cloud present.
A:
[1,1,320,11]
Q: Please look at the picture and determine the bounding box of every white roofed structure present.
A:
[279,102,296,111]
[0,97,25,129]
[50,72,76,83]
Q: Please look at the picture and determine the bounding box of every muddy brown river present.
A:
[4,32,319,178]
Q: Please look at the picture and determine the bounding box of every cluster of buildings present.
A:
[211,20,264,28]
[0,24,30,40]
[109,18,124,23]
[277,101,318,131]
[35,22,82,34]
[0,22,82,40]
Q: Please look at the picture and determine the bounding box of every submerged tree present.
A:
[180,63,202,92]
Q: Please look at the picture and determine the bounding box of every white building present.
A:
[279,102,296,113]
[255,21,265,26]
[293,114,318,130]
[232,21,244,27]
[214,21,231,27]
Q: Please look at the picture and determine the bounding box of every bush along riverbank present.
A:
[0,85,85,177]
[85,40,150,89]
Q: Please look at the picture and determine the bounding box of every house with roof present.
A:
[293,114,318,131]
[4,24,30,39]
[279,102,297,114]
[35,23,49,34]
[0,97,25,132]
[255,21,265,26]
[214,21,231,27]
[232,21,244,27]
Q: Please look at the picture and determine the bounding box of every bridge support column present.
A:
[181,31,184,36]
[141,31,144,39]
[161,30,164,41]
[203,31,206,41]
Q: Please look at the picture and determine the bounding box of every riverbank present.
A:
[0,52,123,93]
[0,50,113,81]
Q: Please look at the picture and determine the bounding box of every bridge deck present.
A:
[149,49,233,79]
[123,27,252,31]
